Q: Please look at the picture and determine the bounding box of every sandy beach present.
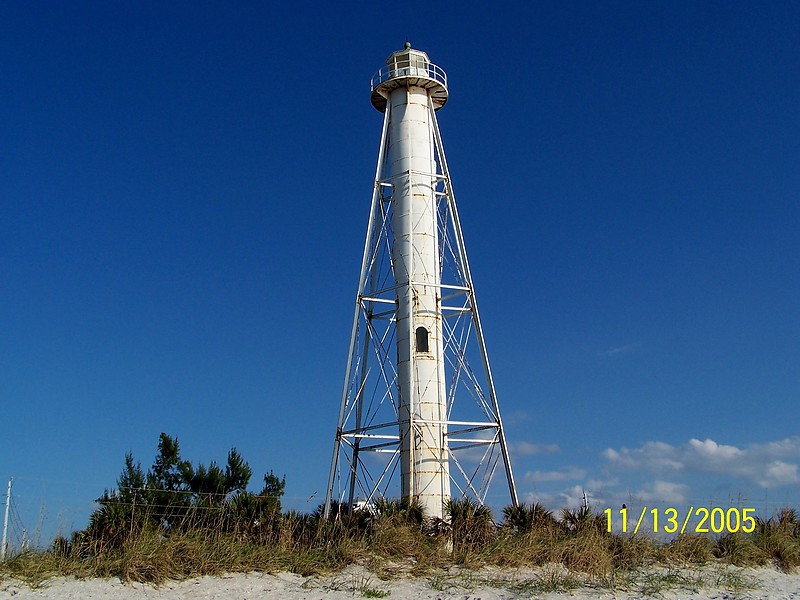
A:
[2,564,799,599]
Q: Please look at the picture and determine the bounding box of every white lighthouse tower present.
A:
[325,45,517,520]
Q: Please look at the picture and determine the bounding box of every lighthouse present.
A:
[325,45,517,520]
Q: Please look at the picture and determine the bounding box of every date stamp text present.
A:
[604,507,756,535]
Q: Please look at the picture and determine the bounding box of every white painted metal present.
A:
[325,45,518,520]
[387,67,450,519]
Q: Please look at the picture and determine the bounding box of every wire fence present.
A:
[0,476,325,555]
[4,471,799,559]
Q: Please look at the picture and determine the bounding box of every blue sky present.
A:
[2,1,798,543]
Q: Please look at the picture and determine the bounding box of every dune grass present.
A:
[1,500,797,591]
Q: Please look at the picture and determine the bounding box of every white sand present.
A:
[2,564,799,599]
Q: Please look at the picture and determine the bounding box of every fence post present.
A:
[1,478,12,560]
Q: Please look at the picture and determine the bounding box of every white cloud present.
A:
[759,438,800,456]
[603,436,800,488]
[760,461,799,487]
[503,410,532,426]
[517,437,800,516]
[513,441,560,456]
[521,490,560,508]
[635,480,688,505]
[523,485,607,511]
[586,477,619,491]
[561,485,598,508]
[602,441,684,471]
[598,343,640,357]
[687,438,742,463]
[524,466,587,483]
[521,477,617,512]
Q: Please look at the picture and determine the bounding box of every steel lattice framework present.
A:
[325,58,517,517]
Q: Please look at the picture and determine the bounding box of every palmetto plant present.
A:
[372,497,426,526]
[559,506,605,533]
[776,507,798,532]
[86,501,135,551]
[502,502,557,534]
[446,497,495,549]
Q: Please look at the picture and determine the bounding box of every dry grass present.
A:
[1,504,798,589]
[751,508,800,571]
[713,533,767,567]
[660,534,716,565]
